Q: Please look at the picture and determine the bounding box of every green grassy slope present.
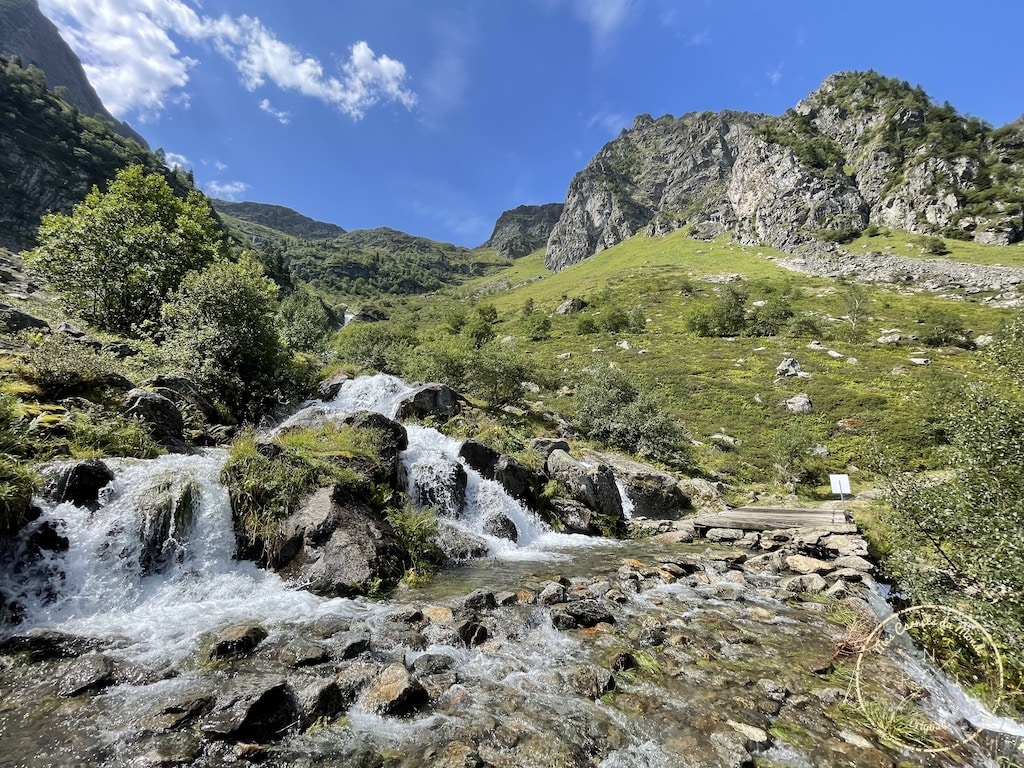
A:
[386,229,1015,485]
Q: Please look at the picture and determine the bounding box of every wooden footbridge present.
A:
[691,506,854,533]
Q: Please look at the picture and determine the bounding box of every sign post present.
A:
[829,473,852,524]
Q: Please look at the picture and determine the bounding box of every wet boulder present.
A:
[0,628,121,661]
[482,512,518,542]
[433,519,490,561]
[135,474,198,574]
[201,677,301,742]
[43,458,114,509]
[360,663,428,716]
[459,439,542,508]
[591,453,691,519]
[208,623,268,660]
[546,498,594,534]
[545,450,624,534]
[408,457,467,516]
[121,388,187,452]
[56,652,117,697]
[317,372,350,401]
[395,383,462,421]
[265,486,407,597]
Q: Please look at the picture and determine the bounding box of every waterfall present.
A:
[0,452,379,666]
[284,373,606,559]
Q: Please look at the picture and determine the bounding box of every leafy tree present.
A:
[749,295,795,337]
[333,320,417,374]
[467,344,533,406]
[521,312,551,341]
[26,165,222,334]
[574,366,689,464]
[881,314,1024,699]
[161,257,286,419]
[277,288,338,353]
[686,286,747,337]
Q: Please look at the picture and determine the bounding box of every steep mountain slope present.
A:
[0,0,147,146]
[0,55,188,247]
[286,227,509,298]
[546,71,1024,271]
[212,200,346,240]
[484,203,563,258]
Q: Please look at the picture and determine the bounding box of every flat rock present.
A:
[785,554,835,575]
[360,663,428,717]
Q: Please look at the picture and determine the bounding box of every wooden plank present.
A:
[691,506,852,532]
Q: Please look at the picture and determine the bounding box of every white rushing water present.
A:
[1,374,608,664]
[283,372,609,560]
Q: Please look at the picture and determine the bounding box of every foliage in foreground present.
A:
[880,311,1024,706]
[25,165,222,335]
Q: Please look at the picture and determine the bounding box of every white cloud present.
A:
[687,28,710,46]
[259,98,290,125]
[163,151,190,169]
[571,0,634,49]
[586,110,630,136]
[768,62,784,85]
[38,0,416,121]
[206,180,249,200]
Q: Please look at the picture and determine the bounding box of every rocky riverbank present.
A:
[0,524,996,767]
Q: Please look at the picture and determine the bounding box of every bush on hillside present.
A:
[573,366,689,464]
[26,165,222,335]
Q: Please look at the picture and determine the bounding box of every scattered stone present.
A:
[876,333,901,344]
[832,555,874,572]
[909,357,931,366]
[455,620,489,647]
[569,663,616,699]
[780,574,828,593]
[462,589,497,611]
[360,664,427,717]
[555,297,586,315]
[785,555,835,575]
[775,357,802,377]
[705,528,745,543]
[537,581,567,605]
[209,623,268,660]
[785,393,813,414]
[57,652,117,697]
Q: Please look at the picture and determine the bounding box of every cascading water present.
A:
[281,372,607,560]
[1,373,1020,768]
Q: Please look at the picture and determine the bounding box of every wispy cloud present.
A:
[206,180,249,200]
[420,15,478,129]
[586,109,630,136]
[38,0,416,122]
[687,28,711,46]
[572,0,634,49]
[259,98,290,125]
[767,61,784,85]
[162,151,190,170]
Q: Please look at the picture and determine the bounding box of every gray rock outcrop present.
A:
[485,203,564,259]
[544,73,1024,271]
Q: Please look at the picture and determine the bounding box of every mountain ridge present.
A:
[544,71,1024,271]
[0,0,147,147]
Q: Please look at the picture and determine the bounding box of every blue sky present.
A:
[38,0,1024,247]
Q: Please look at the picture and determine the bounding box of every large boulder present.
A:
[545,450,624,534]
[459,439,542,508]
[121,388,187,452]
[590,453,690,519]
[0,304,49,332]
[546,499,594,534]
[42,458,114,509]
[201,677,301,742]
[342,410,408,486]
[262,486,407,597]
[135,474,198,574]
[139,374,221,424]
[407,458,467,517]
[395,384,461,422]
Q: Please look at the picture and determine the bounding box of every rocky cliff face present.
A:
[0,0,147,147]
[545,72,1024,271]
[484,203,564,259]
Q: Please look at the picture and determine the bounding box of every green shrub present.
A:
[576,316,598,335]
[22,336,125,400]
[333,319,417,374]
[574,366,689,464]
[385,504,445,577]
[686,286,747,337]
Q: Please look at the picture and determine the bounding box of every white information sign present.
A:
[829,473,852,496]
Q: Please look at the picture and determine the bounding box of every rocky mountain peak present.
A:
[544,70,1024,271]
[0,0,147,147]
[484,203,564,259]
